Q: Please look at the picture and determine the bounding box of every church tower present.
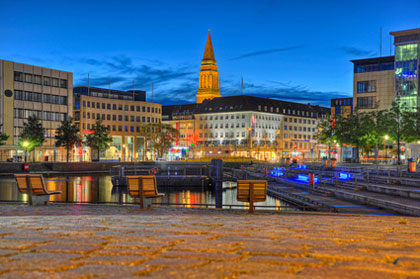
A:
[196,30,221,103]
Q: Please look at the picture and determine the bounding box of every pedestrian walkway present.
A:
[0,204,419,278]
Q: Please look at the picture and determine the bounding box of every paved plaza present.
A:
[0,204,419,278]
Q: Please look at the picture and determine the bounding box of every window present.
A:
[357,96,376,109]
[59,79,68,88]
[102,103,105,109]
[43,77,51,86]
[130,116,134,122]
[147,107,150,113]
[125,116,128,121]
[118,115,122,121]
[113,104,116,110]
[14,71,23,82]
[136,106,140,112]
[24,73,32,83]
[357,80,376,93]
[33,75,42,84]
[52,78,59,87]
[107,104,111,110]
[355,63,378,73]
[107,114,111,120]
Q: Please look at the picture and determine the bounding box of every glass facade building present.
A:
[391,29,420,111]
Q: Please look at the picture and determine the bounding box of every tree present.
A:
[0,125,9,146]
[384,99,419,164]
[85,119,112,161]
[315,114,336,162]
[367,110,389,165]
[55,118,82,162]
[19,115,45,162]
[334,108,371,163]
[139,123,179,159]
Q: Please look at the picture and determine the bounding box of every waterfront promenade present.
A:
[0,204,419,278]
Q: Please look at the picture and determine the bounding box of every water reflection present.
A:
[0,175,293,210]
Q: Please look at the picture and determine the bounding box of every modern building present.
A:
[196,31,221,104]
[391,28,420,111]
[351,56,395,112]
[163,96,329,161]
[0,59,73,161]
[331,98,353,118]
[73,86,161,161]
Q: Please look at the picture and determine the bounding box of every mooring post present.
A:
[211,159,223,209]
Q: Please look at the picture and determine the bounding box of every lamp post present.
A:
[22,141,29,162]
[384,135,389,164]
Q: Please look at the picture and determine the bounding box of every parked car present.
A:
[7,156,23,162]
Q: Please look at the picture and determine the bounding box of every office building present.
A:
[73,86,161,161]
[0,59,73,161]
[390,28,420,111]
[351,56,395,112]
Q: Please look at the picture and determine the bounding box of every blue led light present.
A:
[338,172,352,180]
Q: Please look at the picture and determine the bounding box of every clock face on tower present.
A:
[4,90,13,97]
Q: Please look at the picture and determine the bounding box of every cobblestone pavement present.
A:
[0,204,419,278]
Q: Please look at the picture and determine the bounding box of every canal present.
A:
[0,175,294,210]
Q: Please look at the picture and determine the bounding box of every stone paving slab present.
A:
[0,204,419,278]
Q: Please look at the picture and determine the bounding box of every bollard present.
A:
[211,159,223,209]
[308,173,314,188]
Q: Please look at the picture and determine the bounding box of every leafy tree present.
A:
[19,115,45,162]
[0,125,9,146]
[334,108,371,163]
[85,119,112,161]
[384,99,419,164]
[55,118,82,162]
[140,123,179,159]
[366,110,389,164]
[315,114,336,161]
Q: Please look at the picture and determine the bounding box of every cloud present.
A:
[74,55,195,89]
[339,46,377,57]
[230,46,303,60]
[220,79,350,107]
[74,54,348,107]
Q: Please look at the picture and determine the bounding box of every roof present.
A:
[162,103,200,120]
[350,56,394,64]
[194,95,329,117]
[202,31,216,61]
[390,28,420,36]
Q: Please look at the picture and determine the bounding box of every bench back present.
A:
[28,174,48,195]
[14,174,29,194]
[237,180,267,203]
[127,176,158,198]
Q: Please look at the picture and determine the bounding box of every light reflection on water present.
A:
[0,175,291,210]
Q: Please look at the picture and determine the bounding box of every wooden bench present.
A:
[14,174,61,205]
[237,180,267,213]
[126,175,164,209]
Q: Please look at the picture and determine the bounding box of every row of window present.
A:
[83,123,143,133]
[284,126,316,132]
[284,141,312,150]
[199,114,246,121]
[355,62,394,73]
[14,109,67,122]
[83,101,160,114]
[357,96,376,109]
[284,134,312,140]
[83,112,160,124]
[357,80,376,93]
[284,117,316,125]
[14,71,68,88]
[14,90,68,105]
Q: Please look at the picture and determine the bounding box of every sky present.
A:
[1,0,420,107]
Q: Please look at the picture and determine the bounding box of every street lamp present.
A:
[23,141,29,162]
[384,135,389,164]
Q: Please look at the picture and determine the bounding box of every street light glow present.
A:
[23,141,29,148]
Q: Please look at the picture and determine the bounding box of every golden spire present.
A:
[202,30,216,61]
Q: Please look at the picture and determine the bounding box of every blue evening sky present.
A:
[1,0,420,107]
